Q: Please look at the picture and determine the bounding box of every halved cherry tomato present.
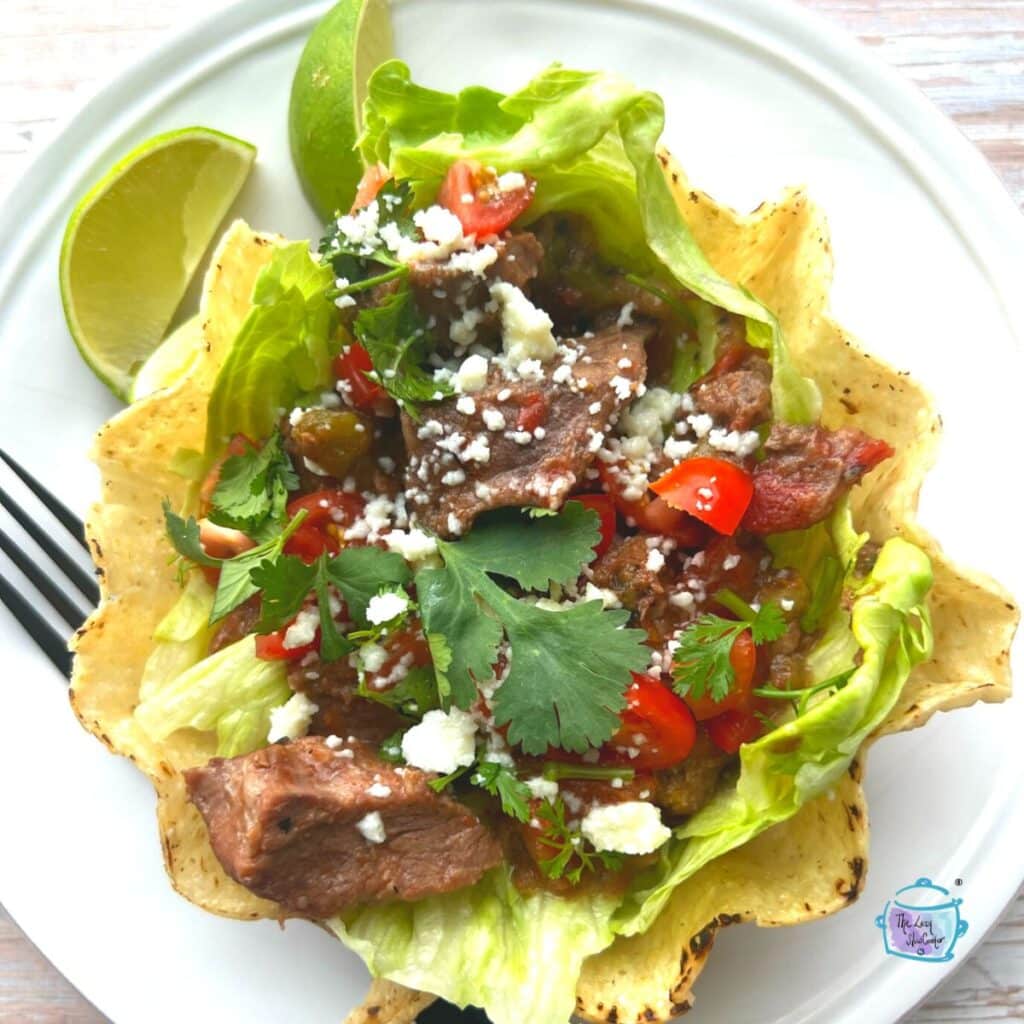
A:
[705,708,762,754]
[574,494,616,559]
[351,163,390,212]
[199,433,253,509]
[681,631,757,721]
[437,160,536,237]
[255,622,318,661]
[652,456,754,536]
[333,343,393,413]
[597,462,707,548]
[603,674,697,771]
[281,491,364,564]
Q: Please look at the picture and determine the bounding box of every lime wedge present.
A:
[130,314,205,401]
[289,0,393,220]
[60,127,256,401]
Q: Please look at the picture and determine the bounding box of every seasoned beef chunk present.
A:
[590,535,666,625]
[185,737,502,916]
[209,596,260,654]
[743,424,893,535]
[287,657,406,744]
[654,732,731,817]
[408,232,544,346]
[694,352,772,432]
[403,324,651,537]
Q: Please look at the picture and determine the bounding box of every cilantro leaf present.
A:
[354,283,453,419]
[671,592,788,704]
[470,761,531,822]
[325,547,412,626]
[250,554,315,631]
[359,665,440,718]
[535,797,625,884]
[416,507,649,753]
[162,503,219,568]
[319,180,415,290]
[209,430,297,540]
[455,503,601,591]
[379,730,406,764]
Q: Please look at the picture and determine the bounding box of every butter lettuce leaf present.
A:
[205,242,338,456]
[329,870,617,1024]
[361,61,819,421]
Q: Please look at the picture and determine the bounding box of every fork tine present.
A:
[0,525,87,630]
[0,449,89,551]
[0,483,100,606]
[0,573,73,678]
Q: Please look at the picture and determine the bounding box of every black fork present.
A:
[0,448,492,1024]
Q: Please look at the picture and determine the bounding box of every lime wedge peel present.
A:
[288,0,393,220]
[60,126,256,401]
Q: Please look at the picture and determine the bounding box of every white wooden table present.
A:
[0,1,1021,1021]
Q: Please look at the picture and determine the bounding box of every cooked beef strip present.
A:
[654,732,731,818]
[209,596,261,654]
[185,737,502,916]
[589,534,668,634]
[403,324,651,537]
[402,232,544,348]
[743,424,893,535]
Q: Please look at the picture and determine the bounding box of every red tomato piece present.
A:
[514,391,548,433]
[286,490,365,532]
[705,709,762,754]
[603,674,697,771]
[350,163,390,212]
[573,494,616,559]
[333,343,394,414]
[652,456,754,536]
[437,159,536,237]
[255,624,318,662]
[597,462,708,548]
[682,630,757,721]
[283,524,339,564]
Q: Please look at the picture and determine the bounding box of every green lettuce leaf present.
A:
[135,630,291,758]
[613,504,932,935]
[360,61,819,421]
[205,242,338,456]
[329,870,617,1024]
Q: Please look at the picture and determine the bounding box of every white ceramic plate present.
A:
[0,1,1020,1022]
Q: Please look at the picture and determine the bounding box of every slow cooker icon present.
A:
[875,878,968,962]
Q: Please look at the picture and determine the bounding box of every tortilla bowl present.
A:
[69,154,1017,1022]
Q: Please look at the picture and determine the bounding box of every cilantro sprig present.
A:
[353,283,453,418]
[535,797,625,884]
[671,589,787,704]
[754,667,856,717]
[470,760,532,822]
[415,504,649,754]
[207,430,297,541]
[319,180,416,297]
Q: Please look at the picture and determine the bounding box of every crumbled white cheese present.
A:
[482,407,506,431]
[610,375,634,401]
[414,205,465,251]
[455,354,490,393]
[355,810,387,844]
[616,301,635,328]
[384,528,438,564]
[456,395,477,415]
[447,244,498,277]
[366,589,410,625]
[525,777,560,801]
[619,388,682,445]
[461,435,491,464]
[584,582,623,609]
[282,606,320,650]
[401,707,478,774]
[496,170,527,192]
[367,782,393,799]
[645,549,666,573]
[780,597,795,612]
[358,642,389,674]
[663,437,697,461]
[490,282,557,365]
[580,801,671,855]
[267,692,319,744]
[669,590,695,610]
